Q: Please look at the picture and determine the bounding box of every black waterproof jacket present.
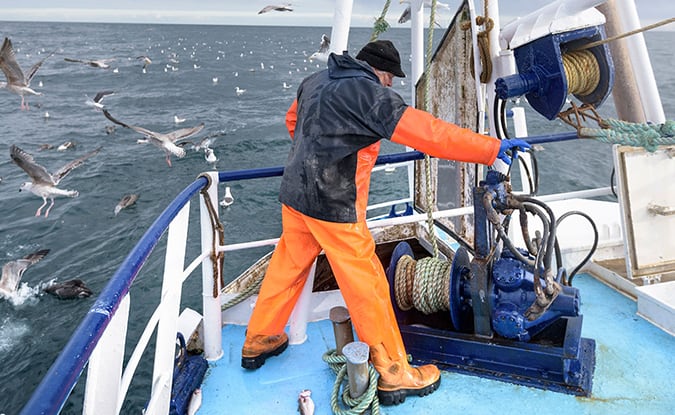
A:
[279,52,408,223]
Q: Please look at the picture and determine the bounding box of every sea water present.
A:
[0,21,672,414]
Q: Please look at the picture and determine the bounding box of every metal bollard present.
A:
[342,341,371,399]
[329,306,354,355]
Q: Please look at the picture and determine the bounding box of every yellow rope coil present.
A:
[562,50,600,96]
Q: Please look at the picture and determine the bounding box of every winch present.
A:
[495,25,614,120]
[386,170,596,396]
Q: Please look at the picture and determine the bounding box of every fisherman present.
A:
[241,39,530,405]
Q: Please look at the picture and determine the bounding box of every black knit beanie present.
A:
[355,40,406,78]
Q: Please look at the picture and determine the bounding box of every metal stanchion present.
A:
[329,306,354,355]
[342,341,370,399]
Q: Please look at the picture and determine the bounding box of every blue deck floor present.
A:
[198,274,675,415]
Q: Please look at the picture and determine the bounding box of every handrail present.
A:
[21,177,208,415]
[21,131,582,415]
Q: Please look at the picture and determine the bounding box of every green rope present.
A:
[322,349,381,415]
[422,0,441,259]
[394,255,452,315]
[220,273,264,310]
[413,257,451,314]
[580,119,675,152]
[370,0,392,41]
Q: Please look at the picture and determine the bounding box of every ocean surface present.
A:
[0,21,672,414]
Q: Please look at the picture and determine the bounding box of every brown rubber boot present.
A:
[370,343,441,405]
[241,332,289,370]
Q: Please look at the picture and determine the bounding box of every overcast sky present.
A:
[1,1,672,29]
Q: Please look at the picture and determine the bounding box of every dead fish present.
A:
[298,389,314,415]
[114,193,139,216]
[43,278,93,299]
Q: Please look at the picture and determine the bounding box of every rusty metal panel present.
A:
[414,0,479,248]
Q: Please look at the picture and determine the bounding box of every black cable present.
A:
[499,97,509,139]
[556,211,599,285]
[494,96,504,140]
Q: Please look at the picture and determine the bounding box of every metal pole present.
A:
[329,306,354,355]
[330,0,353,54]
[342,341,371,399]
[200,171,224,360]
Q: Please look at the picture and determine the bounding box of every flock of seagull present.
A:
[0,34,215,302]
[0,2,442,303]
[257,1,450,25]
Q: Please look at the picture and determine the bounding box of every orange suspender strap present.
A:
[285,99,298,139]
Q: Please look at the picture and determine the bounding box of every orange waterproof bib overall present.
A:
[246,204,407,360]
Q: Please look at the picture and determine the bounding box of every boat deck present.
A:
[198,274,675,415]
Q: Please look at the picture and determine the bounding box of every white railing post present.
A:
[200,172,224,360]
[151,202,191,414]
[288,259,317,345]
[83,294,130,415]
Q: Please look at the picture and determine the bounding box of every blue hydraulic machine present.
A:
[386,169,596,396]
[383,12,618,396]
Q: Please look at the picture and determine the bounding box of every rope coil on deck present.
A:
[322,349,381,415]
[394,255,451,314]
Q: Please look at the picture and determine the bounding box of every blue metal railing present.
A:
[21,133,578,414]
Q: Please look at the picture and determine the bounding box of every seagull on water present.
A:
[11,145,101,218]
[219,186,234,207]
[57,140,76,151]
[0,249,50,299]
[0,37,55,110]
[258,3,293,14]
[114,193,139,216]
[64,57,115,69]
[43,278,93,299]
[102,109,205,167]
[309,34,330,63]
[85,90,114,110]
[235,86,246,96]
[204,147,217,164]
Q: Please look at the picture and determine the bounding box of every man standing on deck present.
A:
[241,39,529,405]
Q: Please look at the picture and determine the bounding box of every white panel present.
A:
[616,145,675,271]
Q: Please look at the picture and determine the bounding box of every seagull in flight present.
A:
[103,109,205,167]
[309,34,330,63]
[137,55,152,72]
[64,57,115,69]
[11,145,102,218]
[0,249,50,299]
[398,0,450,24]
[85,90,114,110]
[0,37,55,110]
[258,3,293,14]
